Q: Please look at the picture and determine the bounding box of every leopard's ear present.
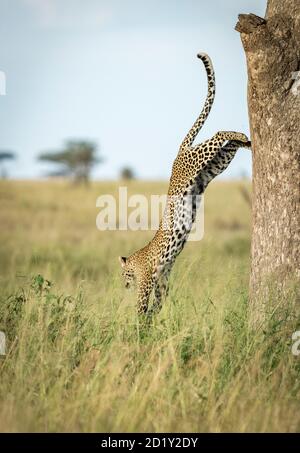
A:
[119,256,127,267]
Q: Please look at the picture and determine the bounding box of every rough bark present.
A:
[236,0,300,324]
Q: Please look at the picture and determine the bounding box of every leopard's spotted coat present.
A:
[120,53,251,316]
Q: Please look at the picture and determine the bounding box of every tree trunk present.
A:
[235,0,300,324]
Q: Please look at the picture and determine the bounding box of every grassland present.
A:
[0,179,299,432]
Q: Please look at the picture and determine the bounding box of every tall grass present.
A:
[0,180,299,432]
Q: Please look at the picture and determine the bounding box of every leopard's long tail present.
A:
[180,53,215,150]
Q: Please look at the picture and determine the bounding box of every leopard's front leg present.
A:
[147,268,171,317]
[136,274,153,315]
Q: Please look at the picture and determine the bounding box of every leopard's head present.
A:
[119,256,136,289]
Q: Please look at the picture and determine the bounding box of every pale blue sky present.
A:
[0,0,266,179]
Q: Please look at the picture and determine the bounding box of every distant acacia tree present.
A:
[120,166,135,181]
[0,151,15,178]
[39,140,102,184]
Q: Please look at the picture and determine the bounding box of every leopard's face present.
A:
[119,256,136,289]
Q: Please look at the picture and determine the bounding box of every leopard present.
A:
[119,52,251,317]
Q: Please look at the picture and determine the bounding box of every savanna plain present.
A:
[0,180,299,432]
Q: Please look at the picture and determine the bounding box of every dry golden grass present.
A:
[0,179,299,432]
